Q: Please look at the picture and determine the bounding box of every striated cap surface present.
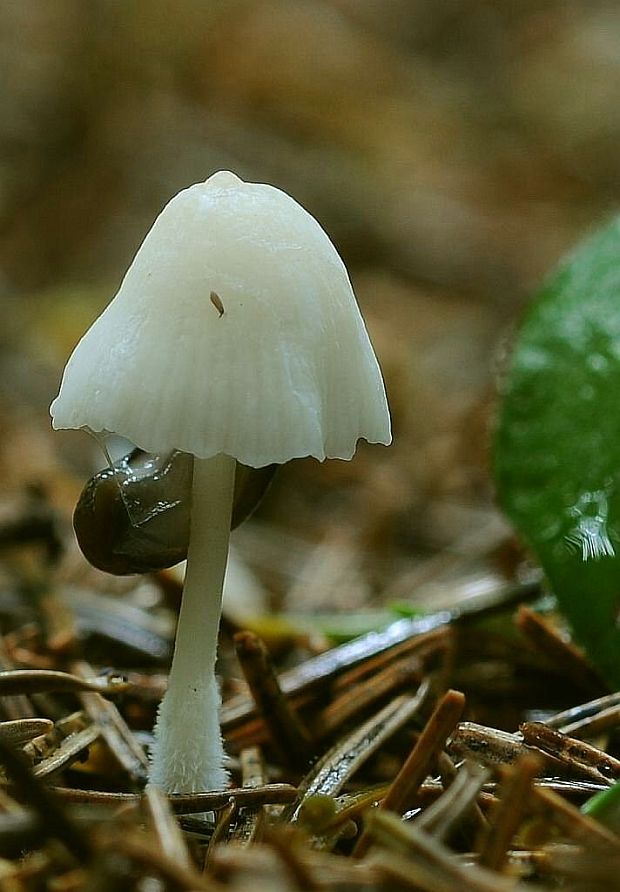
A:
[50,171,391,467]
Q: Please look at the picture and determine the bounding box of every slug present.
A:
[73,450,276,575]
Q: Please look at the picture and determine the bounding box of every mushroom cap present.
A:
[50,171,391,468]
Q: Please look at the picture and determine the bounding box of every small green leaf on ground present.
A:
[582,780,620,832]
[495,217,620,687]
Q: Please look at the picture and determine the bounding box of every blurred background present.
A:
[2,0,620,627]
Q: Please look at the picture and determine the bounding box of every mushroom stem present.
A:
[149,452,236,792]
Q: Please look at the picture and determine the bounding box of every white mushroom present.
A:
[51,170,391,792]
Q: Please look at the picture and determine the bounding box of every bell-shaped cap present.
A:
[50,171,391,468]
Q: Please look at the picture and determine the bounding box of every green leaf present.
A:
[495,217,620,687]
[582,780,620,832]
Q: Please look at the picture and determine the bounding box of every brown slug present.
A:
[73,450,276,575]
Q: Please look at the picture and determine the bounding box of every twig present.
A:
[229,745,268,845]
[366,811,545,892]
[531,784,620,851]
[73,660,148,784]
[49,783,298,812]
[0,719,53,746]
[331,627,451,693]
[516,606,607,697]
[287,682,432,822]
[233,631,313,771]
[221,577,537,733]
[205,798,237,866]
[316,653,423,739]
[478,752,543,871]
[262,826,322,892]
[416,759,489,843]
[143,783,191,869]
[32,724,101,779]
[0,669,129,697]
[449,721,569,778]
[354,688,465,857]
[0,737,92,862]
[520,722,620,784]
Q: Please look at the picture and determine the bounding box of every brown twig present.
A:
[354,688,465,858]
[262,826,322,892]
[520,721,620,784]
[288,682,432,822]
[73,660,148,784]
[316,653,423,739]
[222,614,463,733]
[530,783,620,851]
[49,783,298,812]
[0,718,53,746]
[229,745,268,845]
[204,798,238,867]
[143,783,191,869]
[516,606,608,697]
[367,811,544,892]
[331,627,451,693]
[416,757,489,843]
[234,630,313,772]
[0,669,129,697]
[0,737,93,863]
[478,752,543,871]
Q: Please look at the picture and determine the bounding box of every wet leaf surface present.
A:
[496,217,620,686]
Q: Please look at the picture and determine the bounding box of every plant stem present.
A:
[150,453,236,792]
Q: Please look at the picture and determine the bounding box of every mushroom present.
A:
[50,170,391,793]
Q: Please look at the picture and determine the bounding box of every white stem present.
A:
[149,453,236,792]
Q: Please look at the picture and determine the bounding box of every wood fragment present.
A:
[331,627,450,693]
[449,721,571,778]
[72,660,148,783]
[287,681,432,823]
[416,759,489,842]
[0,638,34,720]
[520,721,620,784]
[367,811,545,892]
[354,688,465,857]
[22,711,90,764]
[205,798,237,866]
[32,724,100,778]
[98,831,221,890]
[530,783,620,851]
[222,579,537,734]
[222,613,459,733]
[229,746,268,845]
[234,630,313,771]
[317,653,423,739]
[478,752,543,872]
[143,783,191,869]
[0,669,128,698]
[447,721,524,766]
[516,606,608,697]
[0,718,53,746]
[0,736,92,862]
[49,783,298,811]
